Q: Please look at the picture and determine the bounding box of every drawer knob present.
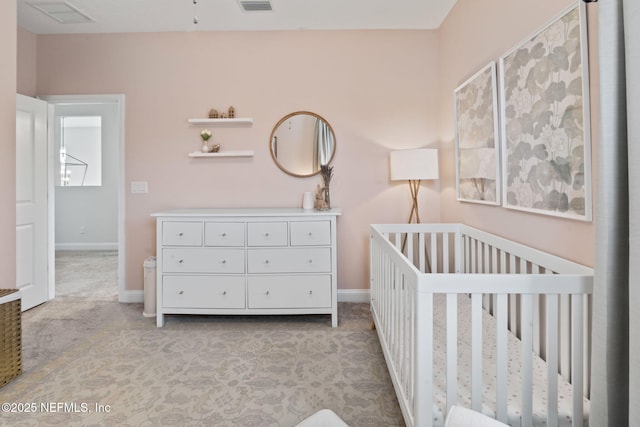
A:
[264,232,270,237]
[221,260,226,264]
[266,291,270,295]
[308,232,312,236]
[308,259,313,263]
[309,290,313,295]
[178,232,184,237]
[178,259,184,264]
[222,291,227,295]
[265,260,270,264]
[221,233,226,237]
[179,290,184,295]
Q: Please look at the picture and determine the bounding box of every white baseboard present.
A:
[337,289,370,303]
[119,290,143,303]
[56,242,118,251]
[119,289,370,304]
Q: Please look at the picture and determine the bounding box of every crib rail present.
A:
[370,224,593,427]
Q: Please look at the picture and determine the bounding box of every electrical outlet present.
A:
[131,181,148,194]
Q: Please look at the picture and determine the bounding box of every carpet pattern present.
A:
[55,250,118,301]
[1,252,404,427]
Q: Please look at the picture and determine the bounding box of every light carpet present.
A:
[0,252,404,427]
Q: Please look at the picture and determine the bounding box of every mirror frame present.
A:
[269,111,336,178]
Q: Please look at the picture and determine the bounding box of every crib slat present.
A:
[471,239,477,273]
[560,294,571,378]
[572,295,584,427]
[419,232,426,273]
[496,293,509,424]
[455,233,463,273]
[443,233,450,273]
[521,294,534,427]
[466,236,471,272]
[471,293,483,412]
[391,267,398,367]
[484,242,490,273]
[407,233,414,270]
[446,293,458,415]
[546,294,559,427]
[415,291,434,427]
[583,294,590,398]
[533,266,542,355]
[491,247,499,312]
[399,275,406,395]
[431,233,438,273]
[509,255,517,332]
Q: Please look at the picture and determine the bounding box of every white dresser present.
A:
[151,208,341,327]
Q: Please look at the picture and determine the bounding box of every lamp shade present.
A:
[390,148,439,181]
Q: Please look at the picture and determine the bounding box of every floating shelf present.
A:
[189,150,254,158]
[187,118,253,126]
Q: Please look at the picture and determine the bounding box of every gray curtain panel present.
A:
[590,0,640,425]
[625,1,640,423]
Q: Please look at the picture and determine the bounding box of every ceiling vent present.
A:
[237,1,273,12]
[28,1,94,24]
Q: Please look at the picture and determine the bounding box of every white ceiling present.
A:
[17,0,458,35]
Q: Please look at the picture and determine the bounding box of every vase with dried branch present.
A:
[317,165,334,210]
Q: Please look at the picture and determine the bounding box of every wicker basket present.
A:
[0,289,22,387]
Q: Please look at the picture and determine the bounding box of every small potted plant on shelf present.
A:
[200,129,212,152]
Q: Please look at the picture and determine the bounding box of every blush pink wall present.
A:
[22,1,598,294]
[17,26,36,97]
[437,0,598,267]
[1,1,16,288]
[34,30,442,291]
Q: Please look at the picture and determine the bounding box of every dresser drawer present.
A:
[163,275,245,308]
[247,222,288,246]
[248,275,331,309]
[163,248,245,273]
[205,222,245,247]
[162,221,203,246]
[290,221,331,246]
[247,248,331,273]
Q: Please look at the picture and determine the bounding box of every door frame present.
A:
[40,94,126,301]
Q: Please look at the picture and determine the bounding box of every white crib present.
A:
[369,224,593,427]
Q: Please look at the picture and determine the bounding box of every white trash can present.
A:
[143,256,157,317]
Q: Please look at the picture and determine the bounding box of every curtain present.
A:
[313,118,334,170]
[590,0,640,425]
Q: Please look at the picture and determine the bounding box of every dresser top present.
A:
[151,207,342,218]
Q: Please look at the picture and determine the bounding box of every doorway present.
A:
[41,95,125,302]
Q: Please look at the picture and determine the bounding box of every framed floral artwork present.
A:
[454,62,500,205]
[499,3,592,220]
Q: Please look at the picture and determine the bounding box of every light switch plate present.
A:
[131,181,148,194]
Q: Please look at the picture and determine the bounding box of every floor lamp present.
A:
[390,148,439,263]
[390,148,439,224]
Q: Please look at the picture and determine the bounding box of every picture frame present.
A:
[499,3,592,221]
[454,62,501,205]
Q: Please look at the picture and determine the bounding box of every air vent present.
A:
[28,1,94,24]
[238,1,273,12]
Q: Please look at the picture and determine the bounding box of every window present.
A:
[57,116,102,186]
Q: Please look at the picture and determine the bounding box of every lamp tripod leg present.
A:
[409,179,421,224]
[402,179,422,252]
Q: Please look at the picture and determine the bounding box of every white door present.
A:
[16,94,49,311]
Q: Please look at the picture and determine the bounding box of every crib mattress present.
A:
[397,294,589,427]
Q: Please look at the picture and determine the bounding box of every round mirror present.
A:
[269,111,336,177]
